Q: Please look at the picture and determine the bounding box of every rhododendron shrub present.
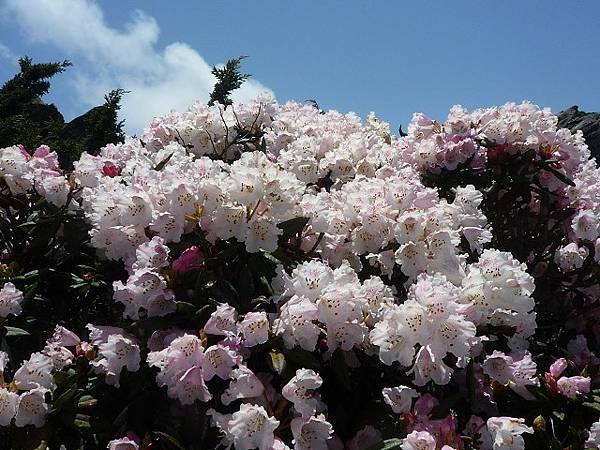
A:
[0,97,599,450]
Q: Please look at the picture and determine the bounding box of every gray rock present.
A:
[557,106,600,162]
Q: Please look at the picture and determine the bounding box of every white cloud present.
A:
[3,0,273,134]
[0,42,15,62]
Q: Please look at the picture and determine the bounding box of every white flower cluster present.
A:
[401,101,600,275]
[0,145,70,206]
[569,159,600,245]
[1,97,598,449]
[0,313,140,428]
[400,102,590,183]
[142,96,277,160]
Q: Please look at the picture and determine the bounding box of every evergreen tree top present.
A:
[208,56,250,107]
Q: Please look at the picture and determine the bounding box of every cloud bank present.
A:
[3,0,273,134]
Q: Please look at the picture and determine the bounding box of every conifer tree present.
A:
[208,56,250,106]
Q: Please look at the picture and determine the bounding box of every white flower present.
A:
[0,388,19,426]
[508,352,539,399]
[400,430,437,450]
[239,311,270,347]
[245,216,281,253]
[13,352,55,390]
[150,212,185,243]
[204,303,238,336]
[586,420,600,449]
[228,403,280,450]
[382,385,418,414]
[168,366,212,405]
[15,388,48,428]
[221,366,264,406]
[369,306,416,367]
[132,236,170,270]
[556,376,590,399]
[37,175,70,207]
[282,369,324,418]
[273,296,320,352]
[290,414,333,450]
[0,282,24,318]
[47,325,81,347]
[91,333,140,388]
[202,344,240,381]
[571,210,599,241]
[43,344,74,370]
[409,345,453,386]
[290,261,334,302]
[554,242,589,271]
[107,436,140,450]
[483,351,515,385]
[486,417,533,450]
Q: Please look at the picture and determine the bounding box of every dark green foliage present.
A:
[0,57,71,117]
[0,57,126,168]
[208,56,250,106]
[59,89,127,167]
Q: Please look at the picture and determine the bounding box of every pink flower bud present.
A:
[102,162,121,177]
[172,245,204,275]
[549,358,567,378]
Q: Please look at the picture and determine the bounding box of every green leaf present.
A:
[176,301,197,315]
[51,383,78,412]
[73,413,91,429]
[4,326,30,337]
[367,438,403,450]
[582,401,600,413]
[77,394,98,409]
[154,431,186,450]
[541,165,576,187]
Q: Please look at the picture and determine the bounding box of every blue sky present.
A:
[1,0,599,134]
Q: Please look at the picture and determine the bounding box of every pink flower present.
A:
[172,245,204,276]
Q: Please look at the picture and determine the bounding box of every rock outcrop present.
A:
[558,106,600,162]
